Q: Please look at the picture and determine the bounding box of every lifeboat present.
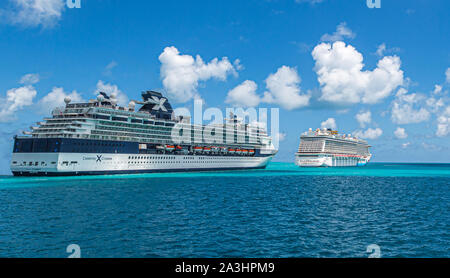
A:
[203,147,212,153]
[176,145,183,150]
[242,149,249,155]
[165,145,175,152]
[235,149,242,155]
[156,145,165,151]
[228,148,235,154]
[193,146,203,153]
[249,149,255,155]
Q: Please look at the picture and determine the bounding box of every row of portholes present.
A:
[128,159,257,165]
[129,156,175,160]
[128,155,258,161]
[13,161,51,167]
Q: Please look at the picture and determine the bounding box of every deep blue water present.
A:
[0,162,449,258]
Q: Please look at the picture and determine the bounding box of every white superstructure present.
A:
[295,128,372,167]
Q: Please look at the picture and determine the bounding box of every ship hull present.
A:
[295,154,371,167]
[11,152,274,177]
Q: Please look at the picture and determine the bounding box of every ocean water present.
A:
[0,162,448,258]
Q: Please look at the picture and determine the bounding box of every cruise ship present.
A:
[11,90,277,176]
[295,128,372,167]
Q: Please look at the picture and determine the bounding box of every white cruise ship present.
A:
[295,128,372,167]
[11,90,277,176]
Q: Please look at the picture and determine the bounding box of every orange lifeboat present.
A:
[165,145,175,152]
[193,146,203,153]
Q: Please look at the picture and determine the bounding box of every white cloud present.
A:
[353,128,383,140]
[375,43,386,57]
[19,73,40,85]
[422,142,443,151]
[426,96,445,113]
[1,0,66,28]
[391,88,430,124]
[433,85,442,95]
[320,22,355,42]
[375,43,400,57]
[446,68,450,83]
[394,127,408,139]
[436,106,450,137]
[233,59,243,71]
[402,142,411,149]
[96,80,128,106]
[355,110,371,128]
[103,61,118,76]
[276,132,287,142]
[262,66,310,110]
[320,118,337,130]
[38,87,82,115]
[291,41,312,53]
[159,46,240,103]
[336,109,349,114]
[0,85,37,122]
[312,41,404,105]
[226,80,260,107]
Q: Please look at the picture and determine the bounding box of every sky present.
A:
[0,0,449,173]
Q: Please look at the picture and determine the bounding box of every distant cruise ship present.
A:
[11,90,277,176]
[295,128,372,167]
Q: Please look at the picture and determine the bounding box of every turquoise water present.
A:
[0,162,449,257]
[1,162,449,189]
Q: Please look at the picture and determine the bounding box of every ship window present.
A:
[112,116,127,122]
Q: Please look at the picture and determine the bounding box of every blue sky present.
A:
[0,0,449,173]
